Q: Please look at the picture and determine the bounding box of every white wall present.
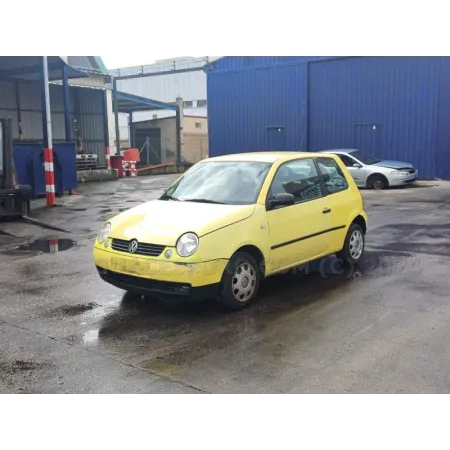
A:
[117,70,206,103]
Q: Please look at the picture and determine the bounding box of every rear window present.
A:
[316,157,349,194]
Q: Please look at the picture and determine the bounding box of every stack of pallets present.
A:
[76,154,98,171]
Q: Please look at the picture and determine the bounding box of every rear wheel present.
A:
[367,174,388,190]
[217,252,260,310]
[337,223,365,265]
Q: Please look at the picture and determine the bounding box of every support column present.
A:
[102,89,111,168]
[113,78,120,155]
[175,98,183,165]
[15,82,23,141]
[62,65,72,141]
[41,56,56,206]
[175,97,184,164]
[129,112,134,148]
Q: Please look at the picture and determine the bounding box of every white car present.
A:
[320,149,418,189]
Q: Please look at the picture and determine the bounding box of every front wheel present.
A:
[217,252,261,310]
[367,174,388,190]
[337,224,365,265]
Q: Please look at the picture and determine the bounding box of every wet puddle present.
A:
[17,238,76,254]
[83,329,99,344]
[45,302,101,318]
[99,207,127,213]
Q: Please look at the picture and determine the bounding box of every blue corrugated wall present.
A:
[207,64,308,155]
[207,56,450,179]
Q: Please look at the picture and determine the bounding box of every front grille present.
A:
[97,267,191,295]
[111,238,165,257]
[398,168,416,174]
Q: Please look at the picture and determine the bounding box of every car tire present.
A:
[217,252,261,310]
[337,223,365,266]
[367,174,388,190]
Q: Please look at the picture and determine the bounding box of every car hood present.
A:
[108,200,256,246]
[372,160,414,170]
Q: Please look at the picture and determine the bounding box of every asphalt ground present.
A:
[1,176,449,393]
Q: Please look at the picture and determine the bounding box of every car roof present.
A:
[202,151,335,164]
[319,149,358,154]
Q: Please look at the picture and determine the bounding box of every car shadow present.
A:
[97,250,407,338]
[91,249,414,374]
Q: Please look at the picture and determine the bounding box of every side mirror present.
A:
[269,193,295,209]
[353,163,362,168]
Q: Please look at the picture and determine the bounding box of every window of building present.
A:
[269,158,323,204]
[195,122,202,129]
[316,157,349,194]
[197,99,207,107]
[183,101,193,108]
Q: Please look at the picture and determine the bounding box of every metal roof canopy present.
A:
[114,90,181,163]
[116,91,177,114]
[0,56,88,81]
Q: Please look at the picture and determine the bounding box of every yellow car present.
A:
[94,152,368,309]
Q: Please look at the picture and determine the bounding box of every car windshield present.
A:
[160,161,272,205]
[350,150,381,165]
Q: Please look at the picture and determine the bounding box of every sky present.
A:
[0,0,449,69]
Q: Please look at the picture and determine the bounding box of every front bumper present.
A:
[388,170,418,186]
[93,247,228,297]
[96,266,219,300]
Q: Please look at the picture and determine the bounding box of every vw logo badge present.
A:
[128,239,138,254]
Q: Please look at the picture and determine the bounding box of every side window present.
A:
[337,154,354,167]
[269,158,323,204]
[316,157,349,194]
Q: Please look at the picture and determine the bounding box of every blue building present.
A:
[206,57,450,179]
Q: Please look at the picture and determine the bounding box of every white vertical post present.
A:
[42,56,56,206]
[43,57,52,149]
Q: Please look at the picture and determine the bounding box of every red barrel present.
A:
[110,155,124,178]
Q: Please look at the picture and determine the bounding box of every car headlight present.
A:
[176,232,199,257]
[390,170,409,176]
[97,222,111,243]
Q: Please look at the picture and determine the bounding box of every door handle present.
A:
[322,207,331,214]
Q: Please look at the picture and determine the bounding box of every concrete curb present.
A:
[77,169,118,183]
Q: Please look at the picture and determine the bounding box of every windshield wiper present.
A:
[183,198,226,204]
[160,194,180,201]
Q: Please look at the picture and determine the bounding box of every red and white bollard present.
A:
[122,161,129,176]
[121,160,137,177]
[129,161,137,177]
[105,146,111,169]
[49,239,59,254]
[44,148,56,206]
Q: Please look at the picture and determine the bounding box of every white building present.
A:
[109,56,218,144]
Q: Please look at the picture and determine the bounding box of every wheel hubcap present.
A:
[374,180,383,189]
[349,230,364,260]
[232,263,257,302]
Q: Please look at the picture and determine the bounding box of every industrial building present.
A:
[0,57,122,210]
[110,57,216,163]
[133,113,208,166]
[206,57,450,179]
[0,57,113,164]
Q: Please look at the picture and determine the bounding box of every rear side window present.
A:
[316,157,349,194]
[337,154,354,167]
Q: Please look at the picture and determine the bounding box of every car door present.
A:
[266,158,333,272]
[336,153,365,187]
[315,156,355,253]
